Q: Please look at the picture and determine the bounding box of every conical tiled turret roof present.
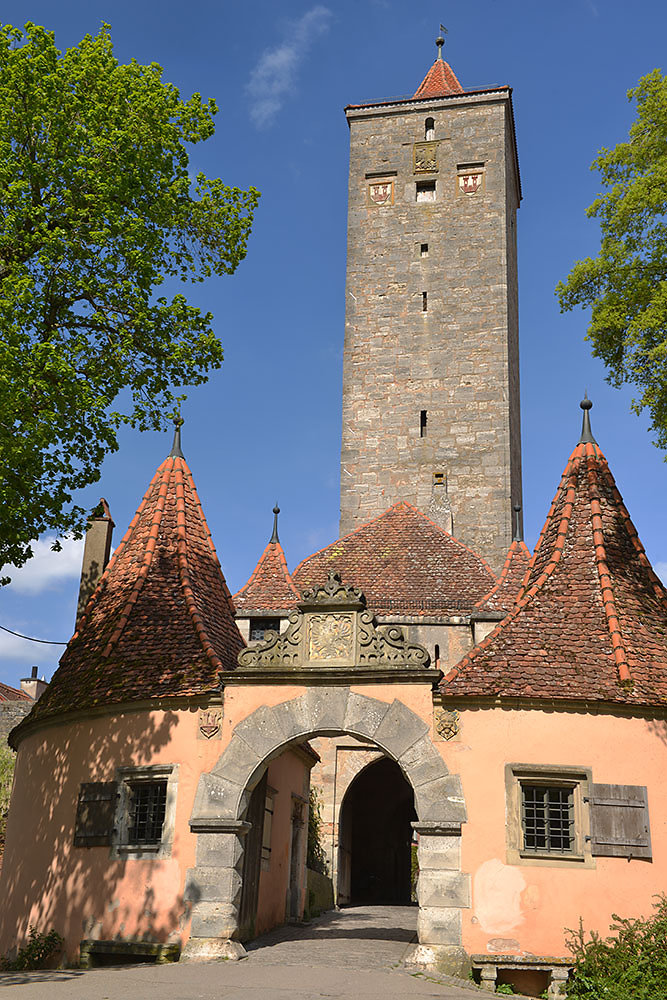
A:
[474,538,531,616]
[14,426,244,736]
[443,404,667,707]
[413,51,464,99]
[234,507,300,613]
[293,502,496,615]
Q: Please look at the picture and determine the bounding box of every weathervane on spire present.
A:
[436,24,447,59]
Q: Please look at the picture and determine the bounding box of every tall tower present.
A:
[339,38,522,573]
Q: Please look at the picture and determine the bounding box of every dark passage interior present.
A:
[338,757,416,905]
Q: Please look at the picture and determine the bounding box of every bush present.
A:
[307,787,328,875]
[567,896,667,999]
[0,745,16,859]
[1,927,63,971]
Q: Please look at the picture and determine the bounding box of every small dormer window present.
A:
[425,117,435,141]
[249,617,281,642]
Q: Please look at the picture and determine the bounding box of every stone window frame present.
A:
[505,763,595,869]
[111,764,178,860]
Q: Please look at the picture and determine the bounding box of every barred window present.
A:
[522,784,574,854]
[249,617,281,642]
[128,781,168,844]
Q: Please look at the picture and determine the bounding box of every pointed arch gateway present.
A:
[183,687,470,969]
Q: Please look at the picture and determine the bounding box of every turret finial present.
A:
[436,27,446,60]
[512,503,523,543]
[169,415,185,459]
[578,392,597,445]
[270,504,280,544]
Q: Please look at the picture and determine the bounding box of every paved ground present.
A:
[0,905,521,998]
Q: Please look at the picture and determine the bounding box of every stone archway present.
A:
[183,687,469,973]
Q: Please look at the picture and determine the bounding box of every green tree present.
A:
[0,22,259,579]
[557,69,667,454]
[0,744,15,859]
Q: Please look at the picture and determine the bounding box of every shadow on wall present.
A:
[0,708,188,962]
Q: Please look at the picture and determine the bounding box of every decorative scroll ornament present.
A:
[236,571,430,673]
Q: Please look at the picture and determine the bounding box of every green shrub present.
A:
[0,745,16,857]
[307,786,328,875]
[567,896,667,999]
[1,927,63,971]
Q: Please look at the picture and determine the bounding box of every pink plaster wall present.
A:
[255,750,310,936]
[445,707,667,957]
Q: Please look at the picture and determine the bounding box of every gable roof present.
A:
[413,56,464,99]
[443,413,667,708]
[234,516,300,614]
[292,502,496,615]
[13,429,244,738]
[0,681,30,702]
[474,539,532,616]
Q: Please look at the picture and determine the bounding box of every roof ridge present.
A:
[475,538,530,609]
[182,461,239,619]
[174,461,224,671]
[586,445,632,684]
[444,452,581,686]
[101,459,172,658]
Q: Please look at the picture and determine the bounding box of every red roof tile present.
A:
[292,502,496,614]
[443,438,667,707]
[413,57,464,99]
[0,681,30,702]
[475,540,531,615]
[234,537,300,613]
[15,443,244,733]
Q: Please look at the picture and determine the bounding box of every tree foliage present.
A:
[567,897,667,999]
[307,786,328,875]
[0,22,259,578]
[557,69,667,454]
[0,743,15,859]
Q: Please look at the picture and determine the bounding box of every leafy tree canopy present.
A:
[0,22,259,579]
[557,69,667,454]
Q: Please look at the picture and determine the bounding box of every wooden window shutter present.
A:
[587,783,651,859]
[73,782,118,847]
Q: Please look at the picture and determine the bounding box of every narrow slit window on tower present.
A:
[425,117,435,141]
[420,410,427,437]
[422,291,428,312]
[420,243,429,257]
[416,180,436,203]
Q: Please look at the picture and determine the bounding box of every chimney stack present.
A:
[76,498,114,624]
[20,665,49,700]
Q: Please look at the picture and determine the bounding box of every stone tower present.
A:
[339,39,522,573]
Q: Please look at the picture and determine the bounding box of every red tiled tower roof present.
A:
[413,54,464,99]
[292,502,496,615]
[443,405,667,707]
[0,681,30,702]
[234,507,300,613]
[475,539,532,616]
[16,427,244,734]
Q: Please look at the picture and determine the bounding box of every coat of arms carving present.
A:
[197,708,223,740]
[413,141,437,174]
[368,181,393,206]
[458,172,483,196]
[435,707,460,741]
[308,614,353,661]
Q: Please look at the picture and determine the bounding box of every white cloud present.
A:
[0,628,59,666]
[5,535,84,595]
[246,6,333,127]
[655,562,667,585]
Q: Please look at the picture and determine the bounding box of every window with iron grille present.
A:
[128,781,168,844]
[249,617,281,642]
[522,784,574,854]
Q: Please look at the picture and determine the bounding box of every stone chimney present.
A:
[76,498,114,624]
[428,472,453,534]
[20,665,49,701]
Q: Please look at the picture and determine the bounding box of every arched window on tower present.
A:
[425,117,435,141]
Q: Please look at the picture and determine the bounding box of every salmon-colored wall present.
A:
[2,686,665,966]
[447,707,667,957]
[255,750,310,935]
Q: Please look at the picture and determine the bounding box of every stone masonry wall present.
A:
[0,701,31,746]
[340,91,522,573]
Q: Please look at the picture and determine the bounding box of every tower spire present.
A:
[436,27,446,60]
[169,415,185,459]
[270,504,280,544]
[578,393,597,445]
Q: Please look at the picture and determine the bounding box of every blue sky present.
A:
[1,0,666,687]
